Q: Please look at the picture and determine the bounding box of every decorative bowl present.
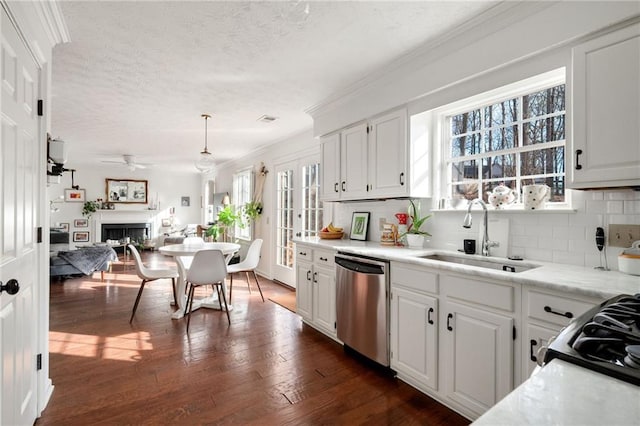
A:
[319,231,344,240]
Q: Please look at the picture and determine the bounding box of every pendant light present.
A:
[195,113,215,173]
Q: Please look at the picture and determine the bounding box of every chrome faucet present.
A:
[462,198,499,256]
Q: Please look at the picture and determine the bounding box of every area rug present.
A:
[269,292,296,313]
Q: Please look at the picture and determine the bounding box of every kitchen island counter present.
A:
[473,359,640,425]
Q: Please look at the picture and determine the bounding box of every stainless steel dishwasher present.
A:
[335,252,390,366]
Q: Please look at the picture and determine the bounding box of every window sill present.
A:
[433,207,577,214]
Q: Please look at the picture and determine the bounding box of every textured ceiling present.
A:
[52,1,498,173]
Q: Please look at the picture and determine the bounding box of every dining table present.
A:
[158,241,240,319]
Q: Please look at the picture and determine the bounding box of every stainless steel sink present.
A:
[419,254,539,273]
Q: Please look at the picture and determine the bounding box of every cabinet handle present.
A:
[427,307,434,325]
[446,313,453,331]
[319,257,327,262]
[530,339,538,362]
[399,172,405,186]
[575,149,583,170]
[544,306,573,319]
[298,251,307,256]
[334,182,339,193]
[341,181,346,192]
[306,270,311,281]
[313,272,318,283]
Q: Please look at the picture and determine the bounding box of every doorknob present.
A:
[0,279,19,295]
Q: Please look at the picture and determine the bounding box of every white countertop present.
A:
[473,359,640,426]
[294,237,640,300]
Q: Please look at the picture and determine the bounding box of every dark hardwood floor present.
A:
[37,251,469,425]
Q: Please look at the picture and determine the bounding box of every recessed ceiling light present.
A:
[257,115,278,123]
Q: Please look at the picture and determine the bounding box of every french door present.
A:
[272,156,322,287]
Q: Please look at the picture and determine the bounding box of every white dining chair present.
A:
[184,249,230,331]
[227,239,264,303]
[178,236,204,271]
[128,244,179,323]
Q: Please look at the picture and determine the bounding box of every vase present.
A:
[405,234,425,248]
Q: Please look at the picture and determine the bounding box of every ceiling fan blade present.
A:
[101,160,126,164]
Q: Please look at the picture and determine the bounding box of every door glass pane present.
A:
[276,169,294,268]
[301,163,322,238]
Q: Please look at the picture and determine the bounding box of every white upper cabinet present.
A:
[368,109,408,197]
[320,107,427,201]
[569,22,640,188]
[341,123,370,199]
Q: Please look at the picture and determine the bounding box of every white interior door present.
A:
[1,8,40,425]
[273,161,296,285]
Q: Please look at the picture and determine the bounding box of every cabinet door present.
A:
[523,323,559,379]
[340,123,369,198]
[442,300,513,418]
[390,287,438,391]
[313,265,336,335]
[368,109,408,197]
[295,262,313,320]
[320,133,341,201]
[570,23,640,187]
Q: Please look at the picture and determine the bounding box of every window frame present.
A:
[232,167,253,241]
[433,68,570,210]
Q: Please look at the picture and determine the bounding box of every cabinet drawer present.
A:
[442,274,514,312]
[527,290,597,327]
[296,245,312,262]
[391,263,438,294]
[314,249,335,267]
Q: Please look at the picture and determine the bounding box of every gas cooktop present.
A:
[544,293,640,386]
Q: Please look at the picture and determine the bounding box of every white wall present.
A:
[214,129,318,279]
[48,165,202,244]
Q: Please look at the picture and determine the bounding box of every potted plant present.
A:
[217,205,244,242]
[402,199,432,248]
[204,224,221,242]
[243,200,263,221]
[82,200,100,218]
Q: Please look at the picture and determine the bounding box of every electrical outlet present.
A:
[608,224,640,248]
[379,218,387,231]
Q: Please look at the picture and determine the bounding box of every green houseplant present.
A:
[82,200,100,218]
[216,205,244,241]
[403,199,431,247]
[243,200,263,221]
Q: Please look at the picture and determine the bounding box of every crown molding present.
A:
[34,0,71,46]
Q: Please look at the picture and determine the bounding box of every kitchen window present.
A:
[233,167,252,240]
[438,70,566,206]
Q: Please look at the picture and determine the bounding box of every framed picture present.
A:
[181,196,190,207]
[73,231,90,242]
[64,188,86,202]
[161,218,171,227]
[74,218,88,228]
[59,223,69,232]
[350,212,370,241]
[106,178,148,204]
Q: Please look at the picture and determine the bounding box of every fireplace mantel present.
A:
[93,210,159,242]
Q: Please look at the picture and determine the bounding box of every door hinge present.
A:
[513,326,517,341]
[37,99,43,116]
[390,350,393,359]
[36,353,42,370]
[334,321,337,330]
[37,226,43,243]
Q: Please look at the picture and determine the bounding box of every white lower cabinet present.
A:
[295,244,337,339]
[440,299,514,418]
[390,286,438,391]
[522,287,600,378]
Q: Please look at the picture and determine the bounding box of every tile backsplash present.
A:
[329,189,640,271]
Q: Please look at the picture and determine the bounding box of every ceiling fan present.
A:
[101,155,151,171]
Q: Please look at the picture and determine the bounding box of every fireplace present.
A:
[101,223,152,243]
